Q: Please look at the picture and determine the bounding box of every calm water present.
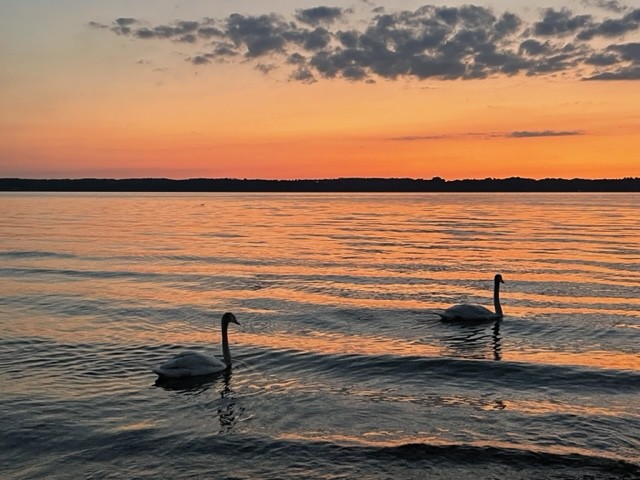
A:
[0,192,638,479]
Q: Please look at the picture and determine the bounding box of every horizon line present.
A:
[2,176,640,182]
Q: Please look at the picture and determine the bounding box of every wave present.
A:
[0,266,166,281]
[258,438,640,474]
[236,347,640,393]
[168,435,640,476]
[2,419,636,480]
[4,335,638,394]
[0,250,77,259]
[4,372,639,474]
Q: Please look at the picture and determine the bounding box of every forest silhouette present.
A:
[1,177,638,192]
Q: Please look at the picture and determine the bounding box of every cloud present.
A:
[389,130,587,141]
[584,41,640,78]
[290,67,317,83]
[577,8,640,40]
[509,130,585,138]
[189,55,211,65]
[295,7,345,25]
[88,21,108,30]
[581,0,629,14]
[519,39,552,55]
[533,8,592,36]
[390,135,448,141]
[91,4,640,82]
[585,64,640,79]
[607,41,640,60]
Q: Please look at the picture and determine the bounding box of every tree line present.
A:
[1,177,638,192]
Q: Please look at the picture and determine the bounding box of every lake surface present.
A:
[0,192,638,479]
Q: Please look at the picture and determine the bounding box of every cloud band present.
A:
[91,4,640,82]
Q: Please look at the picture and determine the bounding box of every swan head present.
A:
[495,274,504,284]
[222,312,240,326]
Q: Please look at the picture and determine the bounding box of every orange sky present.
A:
[1,1,639,179]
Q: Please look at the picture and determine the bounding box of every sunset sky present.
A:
[1,1,639,179]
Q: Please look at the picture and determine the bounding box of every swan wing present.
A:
[153,351,227,378]
[440,304,498,321]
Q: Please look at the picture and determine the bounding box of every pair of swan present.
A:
[153,274,505,378]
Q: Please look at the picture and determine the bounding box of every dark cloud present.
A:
[93,4,640,82]
[197,26,225,38]
[607,41,640,60]
[88,21,108,30]
[509,130,585,138]
[295,7,345,25]
[190,55,211,65]
[116,17,137,26]
[390,130,587,141]
[225,13,289,57]
[520,39,552,55]
[577,8,640,39]
[287,52,307,65]
[581,0,628,13]
[494,12,521,39]
[584,42,640,78]
[212,42,238,57]
[300,27,332,50]
[534,8,592,36]
[585,52,620,65]
[109,17,139,35]
[342,65,368,80]
[291,67,317,83]
[585,65,640,79]
[255,63,277,74]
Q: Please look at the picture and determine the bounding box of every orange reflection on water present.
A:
[34,314,633,373]
[488,398,636,417]
[4,310,637,373]
[502,348,640,371]
[276,432,634,463]
[235,330,443,358]
[231,330,640,372]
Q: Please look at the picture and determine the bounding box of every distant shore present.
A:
[1,177,639,192]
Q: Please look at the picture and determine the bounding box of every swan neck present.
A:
[221,321,232,366]
[494,278,502,316]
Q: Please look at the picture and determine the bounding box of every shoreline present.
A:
[1,177,639,192]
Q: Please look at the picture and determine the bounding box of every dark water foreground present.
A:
[1,335,638,479]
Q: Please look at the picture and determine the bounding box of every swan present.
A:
[153,312,240,378]
[437,274,505,322]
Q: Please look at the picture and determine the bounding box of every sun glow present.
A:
[1,1,639,179]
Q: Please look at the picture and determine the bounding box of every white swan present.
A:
[153,312,240,378]
[438,274,505,321]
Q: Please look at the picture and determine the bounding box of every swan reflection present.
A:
[153,366,233,393]
[217,398,244,432]
[154,369,245,432]
[439,319,503,361]
[492,320,502,361]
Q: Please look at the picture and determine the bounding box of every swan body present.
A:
[440,303,497,320]
[439,274,504,322]
[153,312,240,378]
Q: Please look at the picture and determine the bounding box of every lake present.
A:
[0,192,638,479]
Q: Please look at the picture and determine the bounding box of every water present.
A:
[0,192,638,479]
